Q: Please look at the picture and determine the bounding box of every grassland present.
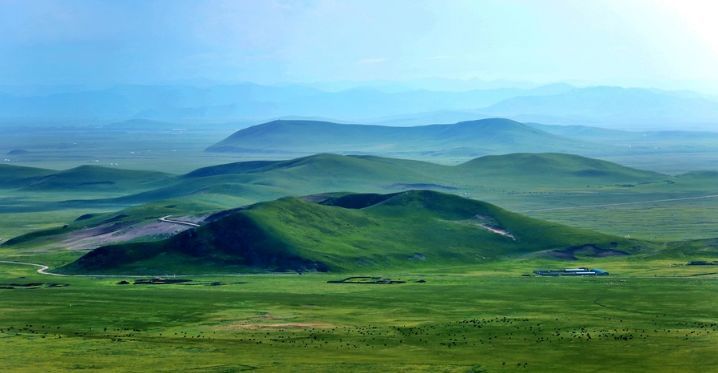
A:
[1,125,718,372]
[0,125,244,173]
[0,260,716,372]
[0,185,713,372]
[528,196,718,241]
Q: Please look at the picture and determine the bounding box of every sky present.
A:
[2,0,718,92]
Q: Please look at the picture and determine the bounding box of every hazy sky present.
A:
[2,0,718,91]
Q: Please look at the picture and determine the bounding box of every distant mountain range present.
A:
[207,117,718,161]
[1,83,717,130]
[206,118,599,156]
[0,83,570,124]
[481,86,718,130]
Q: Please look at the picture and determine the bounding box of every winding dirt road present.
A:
[158,215,201,227]
[0,260,276,278]
[0,260,65,276]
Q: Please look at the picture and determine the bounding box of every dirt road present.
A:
[158,215,200,227]
[0,260,65,276]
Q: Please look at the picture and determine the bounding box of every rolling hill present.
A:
[6,165,174,192]
[206,118,597,156]
[61,190,639,274]
[107,152,665,205]
[529,122,718,148]
[106,154,455,204]
[458,153,664,186]
[0,164,55,188]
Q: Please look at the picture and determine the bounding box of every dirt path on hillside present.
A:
[158,215,201,227]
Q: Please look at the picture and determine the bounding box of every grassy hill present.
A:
[186,153,450,182]
[206,118,597,156]
[61,190,639,274]
[1,152,680,250]
[106,154,453,204]
[0,164,55,188]
[527,122,718,151]
[0,193,241,252]
[459,153,663,186]
[12,165,174,192]
[1,153,668,253]
[108,152,666,206]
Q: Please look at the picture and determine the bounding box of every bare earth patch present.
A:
[477,223,516,240]
[61,220,198,251]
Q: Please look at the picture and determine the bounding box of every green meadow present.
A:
[1,260,716,372]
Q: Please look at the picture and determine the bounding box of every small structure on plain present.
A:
[533,267,609,276]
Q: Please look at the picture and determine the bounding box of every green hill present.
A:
[675,170,718,181]
[4,153,666,251]
[459,153,664,186]
[61,190,640,274]
[111,153,454,204]
[110,152,666,206]
[186,153,449,182]
[19,165,174,192]
[206,118,596,155]
[0,164,55,188]
[6,153,658,200]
